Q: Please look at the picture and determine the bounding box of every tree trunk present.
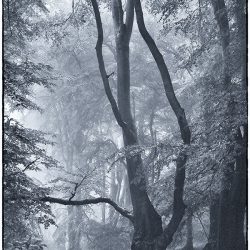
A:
[91,0,189,248]
[149,110,157,185]
[210,1,231,248]
[216,164,234,250]
[67,207,81,250]
[109,167,118,221]
[216,148,246,250]
[183,210,194,250]
[116,167,123,203]
[124,172,132,208]
[234,0,246,90]
[230,1,247,245]
[203,197,219,250]
[133,1,190,248]
[210,1,246,249]
[227,127,246,250]
[102,167,106,224]
[115,25,163,250]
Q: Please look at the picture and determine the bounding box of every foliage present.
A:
[3,117,57,248]
[3,0,58,248]
[3,0,246,248]
[86,220,132,250]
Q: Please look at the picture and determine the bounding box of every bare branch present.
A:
[106,72,115,78]
[132,0,192,247]
[5,194,134,222]
[41,196,134,222]
[161,151,187,245]
[69,175,87,201]
[22,158,40,172]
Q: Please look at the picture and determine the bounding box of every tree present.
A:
[90,0,191,248]
[4,0,246,249]
[3,0,57,248]
[210,0,246,249]
[145,0,246,248]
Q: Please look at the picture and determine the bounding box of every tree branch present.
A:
[6,195,134,223]
[42,196,134,222]
[22,158,40,172]
[211,0,230,49]
[162,152,187,245]
[106,71,115,78]
[133,0,191,247]
[69,175,86,201]
[133,0,191,145]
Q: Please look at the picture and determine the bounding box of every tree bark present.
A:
[112,1,164,248]
[210,1,246,249]
[234,0,246,90]
[90,0,190,248]
[203,197,219,250]
[183,210,194,250]
[109,167,118,221]
[133,0,190,248]
[228,1,247,245]
[210,1,231,248]
[227,127,247,250]
[133,0,191,145]
[67,207,82,250]
[102,167,106,224]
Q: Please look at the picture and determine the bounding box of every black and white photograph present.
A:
[3,0,247,249]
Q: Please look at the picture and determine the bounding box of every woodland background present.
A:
[3,0,247,249]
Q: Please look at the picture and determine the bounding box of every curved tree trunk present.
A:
[114,15,163,250]
[90,0,190,248]
[133,0,190,248]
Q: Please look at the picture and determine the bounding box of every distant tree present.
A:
[3,0,57,248]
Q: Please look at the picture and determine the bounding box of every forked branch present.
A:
[6,195,134,223]
[41,196,134,222]
[133,0,191,247]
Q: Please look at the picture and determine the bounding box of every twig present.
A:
[106,72,115,78]
[69,175,87,201]
[194,212,209,240]
[22,158,40,172]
